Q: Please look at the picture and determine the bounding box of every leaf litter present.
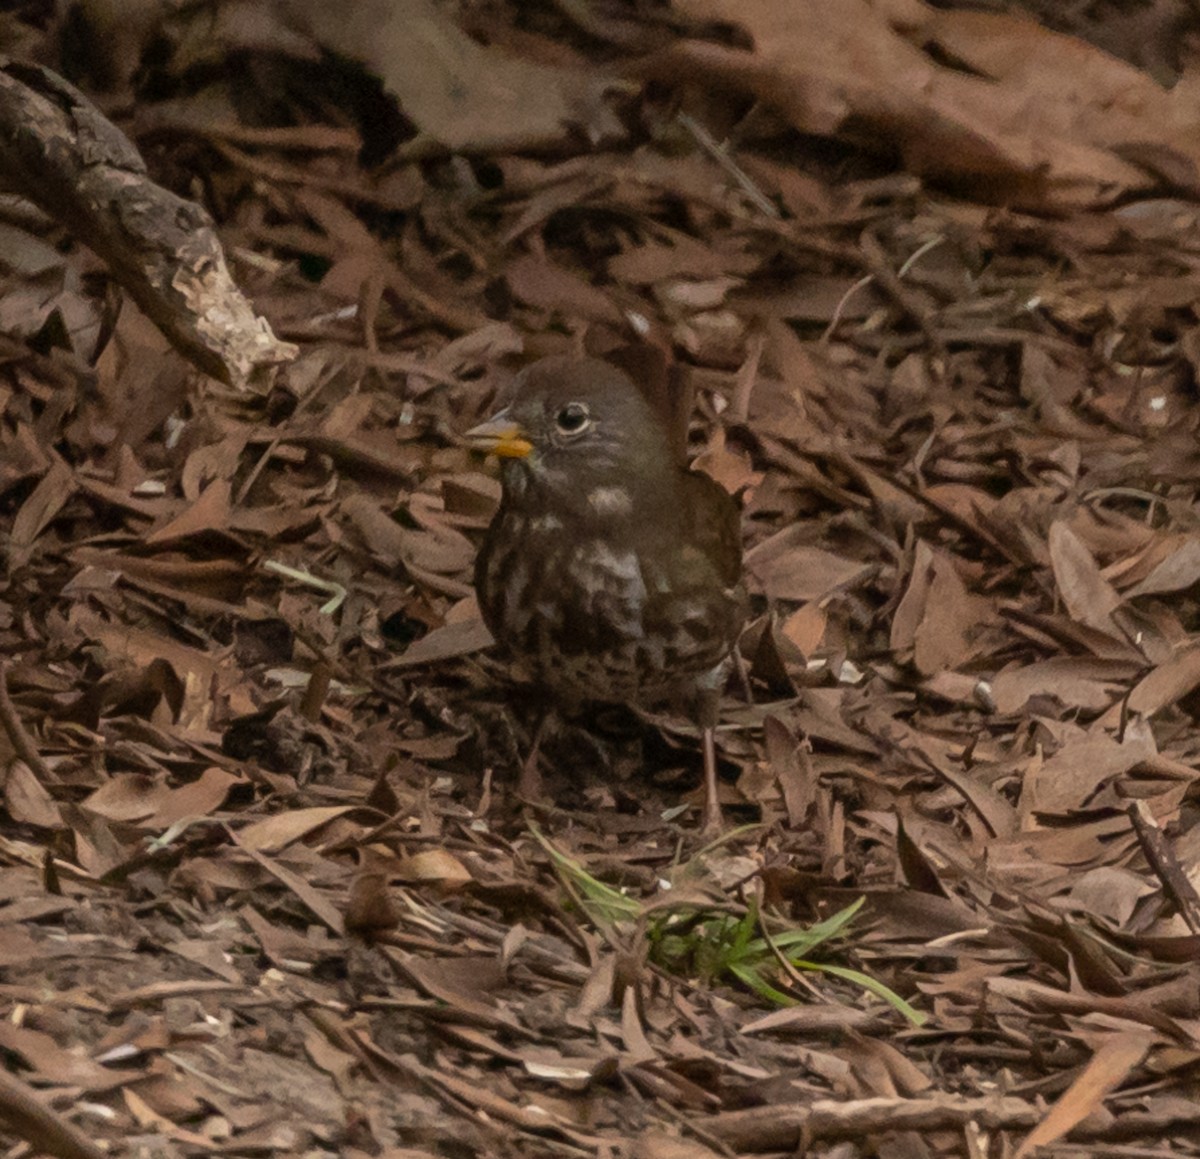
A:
[2,0,1200,1155]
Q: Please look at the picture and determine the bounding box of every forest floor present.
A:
[2,2,1200,1157]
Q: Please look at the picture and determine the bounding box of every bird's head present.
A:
[466,357,675,508]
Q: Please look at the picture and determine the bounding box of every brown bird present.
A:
[467,356,746,829]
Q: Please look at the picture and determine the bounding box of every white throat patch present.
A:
[587,485,633,517]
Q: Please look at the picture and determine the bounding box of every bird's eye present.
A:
[555,402,591,435]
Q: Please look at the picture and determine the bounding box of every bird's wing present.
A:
[679,469,743,588]
[634,470,746,677]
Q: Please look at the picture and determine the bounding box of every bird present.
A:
[466,355,747,830]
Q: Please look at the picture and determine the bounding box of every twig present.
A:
[298,657,333,723]
[820,235,946,350]
[651,1096,738,1158]
[819,274,875,346]
[896,235,945,278]
[0,1065,107,1159]
[1128,800,1200,934]
[858,231,947,358]
[677,112,780,219]
[728,327,764,424]
[707,1094,1042,1151]
[0,662,56,785]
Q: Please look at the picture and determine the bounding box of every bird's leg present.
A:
[696,687,723,833]
[701,722,722,833]
[517,708,550,801]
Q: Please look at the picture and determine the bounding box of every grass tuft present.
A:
[532,827,926,1025]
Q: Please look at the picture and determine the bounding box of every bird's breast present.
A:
[476,506,741,707]
[479,516,646,649]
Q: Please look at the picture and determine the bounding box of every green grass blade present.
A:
[792,959,926,1026]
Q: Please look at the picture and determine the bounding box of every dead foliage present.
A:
[0,1,1199,1156]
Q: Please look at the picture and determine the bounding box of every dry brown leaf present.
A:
[71,607,222,731]
[287,0,623,152]
[608,230,756,285]
[341,493,411,569]
[147,768,245,828]
[9,458,74,556]
[691,428,762,497]
[166,937,243,983]
[4,760,63,830]
[746,529,874,601]
[238,806,354,853]
[228,829,344,935]
[1124,537,1200,597]
[144,479,233,545]
[394,849,473,890]
[1014,1032,1153,1157]
[0,1021,140,1091]
[912,552,991,675]
[179,432,249,499]
[659,0,1167,211]
[764,714,815,828]
[386,617,495,667]
[82,773,167,823]
[893,542,993,674]
[891,539,934,658]
[1048,520,1123,637]
[631,1131,726,1159]
[780,602,827,657]
[1067,866,1156,928]
[990,657,1138,716]
[1020,727,1156,817]
[1126,644,1200,719]
[506,255,623,324]
[838,1032,932,1098]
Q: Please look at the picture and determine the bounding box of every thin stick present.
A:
[0,1065,107,1159]
[1128,800,1200,934]
[677,112,780,219]
[0,662,56,785]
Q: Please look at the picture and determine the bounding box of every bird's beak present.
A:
[465,410,534,459]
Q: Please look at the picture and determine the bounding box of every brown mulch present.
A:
[2,1,1200,1156]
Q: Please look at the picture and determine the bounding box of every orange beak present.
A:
[465,411,533,459]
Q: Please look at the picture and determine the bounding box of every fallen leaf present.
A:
[238,806,353,853]
[1015,1032,1153,1157]
[287,0,623,152]
[1048,520,1123,637]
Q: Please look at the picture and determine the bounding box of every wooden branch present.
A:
[0,58,296,389]
[706,1095,1042,1151]
[704,1091,1200,1153]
